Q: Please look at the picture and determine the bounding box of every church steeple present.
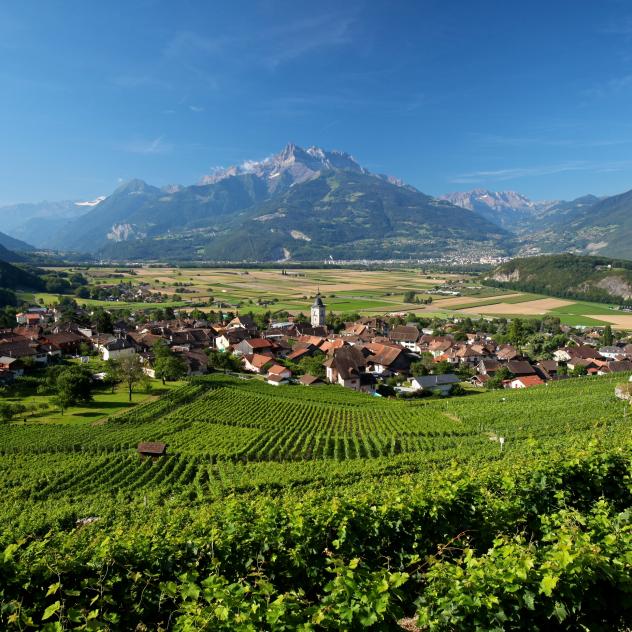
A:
[310,289,326,327]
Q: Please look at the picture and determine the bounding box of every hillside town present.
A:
[2,293,632,396]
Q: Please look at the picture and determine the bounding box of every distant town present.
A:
[3,290,631,398]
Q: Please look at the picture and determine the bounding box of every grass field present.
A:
[20,266,632,329]
[4,378,184,425]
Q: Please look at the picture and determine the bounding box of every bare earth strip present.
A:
[460,298,574,316]
[432,293,525,308]
[586,314,632,329]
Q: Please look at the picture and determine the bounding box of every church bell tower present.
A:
[310,290,326,327]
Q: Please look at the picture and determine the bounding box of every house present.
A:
[454,345,485,366]
[40,331,87,356]
[362,343,411,376]
[267,373,290,386]
[477,359,502,376]
[100,338,136,361]
[233,338,277,357]
[15,312,45,327]
[506,360,536,377]
[597,360,632,375]
[298,374,324,386]
[598,346,624,360]
[0,356,23,377]
[293,323,328,338]
[286,346,315,363]
[179,350,209,376]
[507,375,545,389]
[242,353,274,374]
[324,346,375,392]
[215,329,249,352]
[497,345,521,362]
[226,315,258,335]
[388,325,420,352]
[428,337,453,358]
[342,323,368,337]
[567,357,600,373]
[554,346,603,363]
[267,364,292,380]
[0,338,46,364]
[411,374,460,395]
[536,360,559,380]
[471,374,490,387]
[266,363,292,386]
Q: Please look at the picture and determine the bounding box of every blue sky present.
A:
[3,0,632,205]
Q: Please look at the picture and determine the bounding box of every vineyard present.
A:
[1,373,631,629]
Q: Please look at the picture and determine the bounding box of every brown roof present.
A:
[388,325,419,343]
[287,347,313,361]
[137,442,167,455]
[268,364,290,376]
[497,346,520,361]
[299,374,322,385]
[244,353,274,369]
[43,332,86,345]
[363,343,403,367]
[245,338,275,350]
[507,360,536,376]
[566,345,603,360]
[328,345,367,380]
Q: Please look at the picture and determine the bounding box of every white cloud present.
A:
[120,136,172,155]
[450,160,632,184]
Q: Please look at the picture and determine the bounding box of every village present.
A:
[2,291,632,398]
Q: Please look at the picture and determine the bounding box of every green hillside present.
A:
[1,373,632,628]
[0,260,45,291]
[522,190,632,258]
[202,171,509,261]
[0,231,33,255]
[485,253,632,304]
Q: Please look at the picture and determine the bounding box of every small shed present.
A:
[137,442,167,459]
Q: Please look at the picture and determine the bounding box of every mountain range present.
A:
[10,144,507,261]
[1,144,632,261]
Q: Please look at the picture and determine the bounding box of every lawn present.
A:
[3,380,184,425]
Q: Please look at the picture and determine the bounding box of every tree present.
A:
[409,360,429,377]
[449,383,466,396]
[508,318,524,346]
[403,290,416,303]
[296,353,326,379]
[0,402,26,423]
[51,392,73,415]
[603,324,614,347]
[570,365,588,377]
[485,366,511,390]
[114,354,144,402]
[55,365,93,406]
[207,350,242,373]
[103,360,121,394]
[94,308,114,334]
[154,354,188,384]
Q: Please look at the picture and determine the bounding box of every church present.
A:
[310,291,326,327]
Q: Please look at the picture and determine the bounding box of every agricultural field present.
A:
[20,265,632,329]
[2,372,632,628]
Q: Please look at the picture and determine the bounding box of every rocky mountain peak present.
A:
[199,143,368,188]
